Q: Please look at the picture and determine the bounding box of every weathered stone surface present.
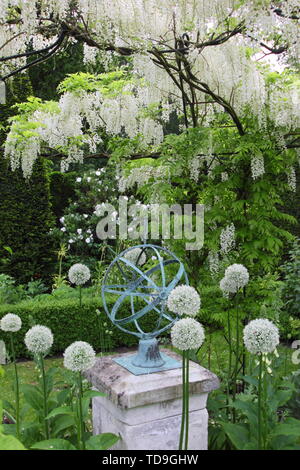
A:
[84,349,220,409]
[93,401,208,450]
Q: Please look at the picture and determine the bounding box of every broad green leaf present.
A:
[52,414,76,437]
[221,422,249,450]
[31,439,77,450]
[0,433,26,450]
[272,418,300,437]
[83,390,105,400]
[21,385,44,412]
[85,433,119,450]
[46,406,74,420]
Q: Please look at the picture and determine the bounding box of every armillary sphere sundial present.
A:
[101,244,188,375]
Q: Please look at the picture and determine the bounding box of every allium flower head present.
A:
[25,325,53,354]
[123,248,146,266]
[167,285,201,317]
[68,263,91,286]
[243,319,279,355]
[171,318,205,351]
[0,313,22,332]
[63,341,96,372]
[220,264,249,294]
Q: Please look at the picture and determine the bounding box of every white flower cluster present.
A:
[243,318,279,355]
[220,264,249,294]
[25,325,54,354]
[287,166,297,192]
[208,251,220,276]
[123,248,146,266]
[63,341,96,372]
[251,154,265,180]
[171,318,205,351]
[68,263,91,285]
[0,313,22,332]
[118,165,168,193]
[220,223,235,255]
[167,285,201,317]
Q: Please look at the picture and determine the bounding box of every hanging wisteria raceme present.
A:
[1,1,300,176]
[220,223,236,255]
[251,154,265,180]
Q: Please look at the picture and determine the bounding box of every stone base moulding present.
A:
[84,349,220,451]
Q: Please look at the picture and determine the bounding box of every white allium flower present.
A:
[171,318,205,351]
[76,177,82,183]
[61,227,66,232]
[167,285,201,317]
[123,248,146,266]
[220,264,249,294]
[68,263,91,285]
[25,325,53,354]
[243,319,279,355]
[63,341,96,372]
[0,313,22,332]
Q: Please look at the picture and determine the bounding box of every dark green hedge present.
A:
[0,297,160,359]
[0,157,55,284]
[49,171,76,222]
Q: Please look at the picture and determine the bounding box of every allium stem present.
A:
[258,354,263,450]
[226,310,232,417]
[77,372,85,450]
[79,286,82,308]
[179,352,186,450]
[39,354,49,439]
[184,351,190,450]
[10,334,20,441]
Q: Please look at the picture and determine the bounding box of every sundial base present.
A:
[113,351,181,375]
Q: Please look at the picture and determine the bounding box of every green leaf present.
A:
[85,433,119,450]
[52,415,76,437]
[46,406,74,420]
[31,439,77,450]
[83,390,105,400]
[272,418,300,437]
[221,422,250,450]
[0,433,26,450]
[21,385,44,413]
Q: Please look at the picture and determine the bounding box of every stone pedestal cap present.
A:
[84,349,220,410]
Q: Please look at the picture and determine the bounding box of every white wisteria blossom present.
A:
[123,247,146,266]
[25,325,54,355]
[243,318,279,355]
[251,154,265,180]
[63,341,96,372]
[1,2,299,176]
[167,285,201,317]
[220,264,249,294]
[220,224,236,255]
[0,313,22,332]
[171,318,205,351]
[68,263,91,286]
[287,166,297,192]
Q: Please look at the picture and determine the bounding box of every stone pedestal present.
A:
[84,349,219,451]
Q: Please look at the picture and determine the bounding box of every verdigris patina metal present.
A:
[101,244,188,374]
